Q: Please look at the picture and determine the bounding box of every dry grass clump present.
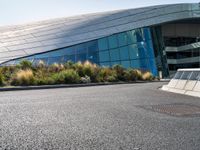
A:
[142,71,153,80]
[11,69,35,86]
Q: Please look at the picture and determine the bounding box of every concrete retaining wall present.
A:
[161,69,200,98]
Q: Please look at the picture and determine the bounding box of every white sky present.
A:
[0,0,198,26]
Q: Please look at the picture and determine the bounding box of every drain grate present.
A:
[139,103,200,117]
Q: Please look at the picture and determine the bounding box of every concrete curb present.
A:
[0,80,168,92]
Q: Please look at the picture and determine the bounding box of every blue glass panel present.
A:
[64,55,75,62]
[35,53,49,58]
[110,48,120,61]
[135,29,144,42]
[108,35,118,49]
[129,44,139,59]
[88,51,99,63]
[76,53,87,62]
[118,32,127,47]
[146,40,155,58]
[121,61,130,68]
[87,40,98,53]
[148,58,158,76]
[100,62,110,67]
[139,59,148,70]
[99,51,110,62]
[62,47,76,55]
[111,61,121,66]
[48,56,63,65]
[76,43,87,54]
[48,50,63,57]
[127,30,137,44]
[130,59,140,69]
[143,28,152,41]
[138,42,148,59]
[98,37,108,51]
[119,46,129,60]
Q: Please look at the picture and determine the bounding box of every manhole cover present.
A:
[139,103,200,117]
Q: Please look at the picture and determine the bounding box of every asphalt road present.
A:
[0,82,200,150]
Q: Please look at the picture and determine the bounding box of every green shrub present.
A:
[64,61,74,69]
[0,66,17,81]
[36,60,46,69]
[11,69,35,86]
[112,65,126,81]
[0,73,4,86]
[53,69,80,84]
[18,60,33,70]
[124,69,141,81]
[49,63,65,73]
[97,68,118,82]
[35,77,55,85]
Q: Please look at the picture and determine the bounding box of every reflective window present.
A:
[62,47,76,55]
[48,50,62,57]
[76,44,86,54]
[140,59,148,70]
[48,56,62,65]
[138,42,148,58]
[143,28,152,40]
[64,55,76,62]
[111,61,121,66]
[87,40,98,53]
[190,71,200,80]
[108,35,118,49]
[119,46,129,60]
[100,62,110,67]
[118,32,127,47]
[99,51,110,62]
[121,61,130,68]
[130,60,140,68]
[174,71,183,79]
[76,53,87,62]
[129,44,139,59]
[98,38,108,51]
[127,30,137,44]
[181,71,192,80]
[135,29,144,42]
[110,48,120,61]
[88,51,99,63]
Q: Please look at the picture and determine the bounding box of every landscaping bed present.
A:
[0,60,157,87]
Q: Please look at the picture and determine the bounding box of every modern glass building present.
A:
[0,3,200,77]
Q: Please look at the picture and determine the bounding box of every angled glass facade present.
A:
[3,27,158,76]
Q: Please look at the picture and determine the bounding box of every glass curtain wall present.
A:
[3,27,158,76]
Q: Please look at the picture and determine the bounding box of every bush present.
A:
[18,60,33,70]
[64,61,74,69]
[80,75,91,83]
[35,77,55,85]
[49,63,65,72]
[0,73,4,86]
[142,72,153,81]
[36,60,46,69]
[53,69,80,84]
[0,66,17,81]
[97,68,118,82]
[11,69,35,86]
[112,65,126,81]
